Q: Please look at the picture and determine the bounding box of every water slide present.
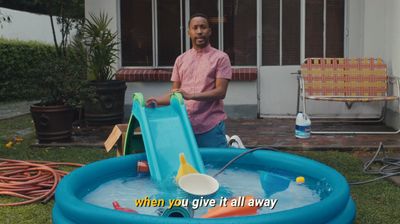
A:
[124,93,205,183]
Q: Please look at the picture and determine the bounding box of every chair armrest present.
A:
[290,70,301,75]
[388,76,400,97]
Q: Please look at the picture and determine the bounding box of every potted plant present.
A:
[81,12,127,125]
[30,51,93,143]
[29,0,93,143]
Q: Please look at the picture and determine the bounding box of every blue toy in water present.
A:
[124,92,205,183]
[259,171,290,197]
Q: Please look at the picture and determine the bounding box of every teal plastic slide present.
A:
[124,92,205,183]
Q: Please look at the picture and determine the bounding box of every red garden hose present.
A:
[0,158,83,206]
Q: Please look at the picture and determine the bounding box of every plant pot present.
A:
[84,80,127,125]
[30,104,74,143]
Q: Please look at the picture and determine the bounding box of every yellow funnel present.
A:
[175,153,198,182]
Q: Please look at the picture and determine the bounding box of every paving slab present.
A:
[0,101,38,120]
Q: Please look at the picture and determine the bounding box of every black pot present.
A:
[30,104,74,143]
[84,80,127,125]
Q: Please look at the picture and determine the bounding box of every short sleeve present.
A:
[171,56,181,82]
[216,54,232,80]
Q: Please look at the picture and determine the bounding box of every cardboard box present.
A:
[104,124,142,156]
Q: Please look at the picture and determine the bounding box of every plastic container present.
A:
[178,173,219,196]
[295,113,311,139]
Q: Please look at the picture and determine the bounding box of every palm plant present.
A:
[82,12,119,80]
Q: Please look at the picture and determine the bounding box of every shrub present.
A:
[0,38,55,102]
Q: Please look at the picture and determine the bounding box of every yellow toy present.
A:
[175,153,198,182]
[296,176,305,184]
[5,141,13,149]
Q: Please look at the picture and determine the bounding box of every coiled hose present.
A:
[0,158,83,206]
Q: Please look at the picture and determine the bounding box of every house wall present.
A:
[359,0,400,129]
[85,0,118,35]
[382,0,400,129]
[84,0,120,58]
[124,81,258,119]
[363,0,386,58]
[0,7,64,44]
[86,0,400,121]
[85,0,258,119]
[347,0,364,57]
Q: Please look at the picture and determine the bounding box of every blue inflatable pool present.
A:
[53,148,356,223]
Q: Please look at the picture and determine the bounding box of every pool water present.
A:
[83,163,330,217]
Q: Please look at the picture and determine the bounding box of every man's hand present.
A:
[145,97,158,107]
[173,89,194,100]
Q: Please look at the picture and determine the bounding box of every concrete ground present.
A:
[226,118,400,151]
[0,101,37,120]
[2,101,399,151]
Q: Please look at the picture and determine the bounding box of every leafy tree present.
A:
[37,0,85,57]
[0,0,84,57]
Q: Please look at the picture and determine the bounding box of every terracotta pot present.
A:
[30,104,74,143]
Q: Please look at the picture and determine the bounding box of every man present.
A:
[146,13,232,147]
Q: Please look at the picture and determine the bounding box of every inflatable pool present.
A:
[52,148,356,223]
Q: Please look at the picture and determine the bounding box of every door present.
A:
[259,0,301,117]
[259,0,348,117]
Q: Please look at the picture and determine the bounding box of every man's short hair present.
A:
[189,13,209,26]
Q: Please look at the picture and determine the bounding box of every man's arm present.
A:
[146,81,181,106]
[176,78,229,101]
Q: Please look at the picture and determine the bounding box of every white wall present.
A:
[85,0,119,50]
[85,0,120,75]
[125,81,257,106]
[347,0,364,57]
[382,0,400,128]
[363,0,386,58]
[0,7,64,44]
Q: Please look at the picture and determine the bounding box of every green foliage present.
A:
[81,12,119,80]
[0,0,84,19]
[0,115,113,224]
[37,49,94,108]
[0,38,94,107]
[0,39,54,101]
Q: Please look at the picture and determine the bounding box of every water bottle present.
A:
[295,113,311,139]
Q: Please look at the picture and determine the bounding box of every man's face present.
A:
[188,16,211,49]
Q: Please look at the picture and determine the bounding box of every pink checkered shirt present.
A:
[171,44,232,134]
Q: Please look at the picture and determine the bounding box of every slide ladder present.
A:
[124,92,205,183]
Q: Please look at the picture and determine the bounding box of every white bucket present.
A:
[295,113,311,139]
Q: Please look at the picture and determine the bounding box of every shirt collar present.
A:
[192,44,212,54]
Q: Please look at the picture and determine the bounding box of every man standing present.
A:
[147,13,232,147]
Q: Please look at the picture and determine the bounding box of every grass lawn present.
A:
[1,115,399,224]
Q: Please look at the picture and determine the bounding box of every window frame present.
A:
[119,0,259,68]
[118,0,347,68]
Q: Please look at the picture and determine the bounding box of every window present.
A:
[305,0,345,58]
[120,0,344,67]
[120,0,257,67]
[157,0,182,66]
[326,0,345,57]
[224,0,257,66]
[262,0,344,66]
[190,0,219,49]
[262,0,301,66]
[121,0,153,66]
